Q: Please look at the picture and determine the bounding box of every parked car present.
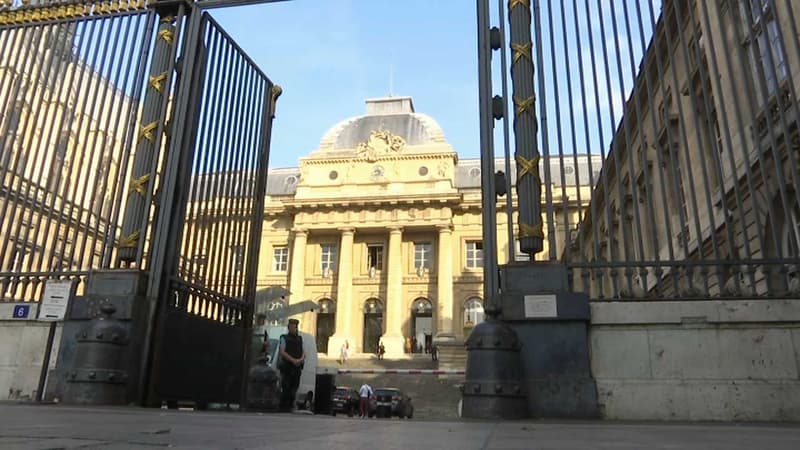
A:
[331,387,359,416]
[370,388,413,419]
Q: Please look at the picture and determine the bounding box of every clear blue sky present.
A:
[210,0,662,170]
[212,1,479,169]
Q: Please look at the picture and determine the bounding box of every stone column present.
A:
[381,226,405,357]
[328,228,355,354]
[435,225,454,337]
[288,228,307,330]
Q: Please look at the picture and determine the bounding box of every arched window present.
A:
[364,297,384,314]
[411,298,432,315]
[318,298,335,314]
[464,297,484,326]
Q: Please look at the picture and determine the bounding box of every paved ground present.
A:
[1,403,799,449]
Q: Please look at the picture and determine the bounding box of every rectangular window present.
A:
[465,241,484,268]
[320,243,337,273]
[742,0,787,95]
[413,242,433,271]
[273,246,288,272]
[230,245,245,274]
[367,244,383,271]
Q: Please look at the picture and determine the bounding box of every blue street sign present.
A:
[13,304,30,319]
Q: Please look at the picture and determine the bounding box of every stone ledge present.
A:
[591,299,800,325]
[596,378,800,421]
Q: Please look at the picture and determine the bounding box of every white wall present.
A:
[590,299,800,421]
[0,303,62,401]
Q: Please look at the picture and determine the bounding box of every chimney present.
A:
[365,96,415,115]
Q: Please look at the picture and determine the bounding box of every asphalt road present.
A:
[1,403,799,449]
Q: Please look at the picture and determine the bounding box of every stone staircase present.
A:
[320,355,463,420]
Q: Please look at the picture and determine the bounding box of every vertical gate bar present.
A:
[477,0,500,310]
[758,0,800,242]
[594,0,633,295]
[544,1,571,263]
[611,2,645,296]
[558,1,586,278]
[23,19,93,284]
[236,60,260,301]
[71,15,130,270]
[227,49,250,299]
[0,25,49,277]
[533,0,556,260]
[0,23,58,297]
[116,7,181,266]
[52,16,114,279]
[205,33,231,294]
[665,1,723,296]
[570,0,602,296]
[678,4,739,292]
[103,11,160,268]
[210,36,236,294]
[496,0,516,263]
[199,25,226,295]
[637,1,679,296]
[581,0,618,296]
[142,2,200,405]
[134,11,185,268]
[723,3,778,287]
[186,23,222,289]
[91,12,151,268]
[239,77,277,408]
[26,20,85,275]
[741,0,796,236]
[695,0,759,290]
[8,22,67,297]
[642,2,694,294]
[626,1,670,296]
[15,20,77,278]
[614,1,653,295]
[219,37,245,297]
[766,1,800,213]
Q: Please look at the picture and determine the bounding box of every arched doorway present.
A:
[316,298,335,354]
[362,298,384,354]
[411,298,433,354]
[463,297,484,336]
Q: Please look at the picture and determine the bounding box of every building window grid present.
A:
[320,243,337,273]
[414,242,433,271]
[272,246,288,272]
[465,241,484,268]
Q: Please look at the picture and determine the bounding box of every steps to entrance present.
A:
[319,355,462,420]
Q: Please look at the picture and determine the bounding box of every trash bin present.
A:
[314,373,336,415]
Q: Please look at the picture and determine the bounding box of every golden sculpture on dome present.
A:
[357,129,406,161]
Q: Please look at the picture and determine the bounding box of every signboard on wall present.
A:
[38,280,75,321]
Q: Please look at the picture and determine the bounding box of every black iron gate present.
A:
[147,10,278,405]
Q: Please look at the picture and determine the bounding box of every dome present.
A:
[316,97,447,154]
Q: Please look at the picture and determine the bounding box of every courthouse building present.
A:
[256,96,598,357]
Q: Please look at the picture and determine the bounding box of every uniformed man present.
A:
[278,318,305,412]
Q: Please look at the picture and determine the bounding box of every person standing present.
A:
[278,318,305,412]
[358,382,373,418]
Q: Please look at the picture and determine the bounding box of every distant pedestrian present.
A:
[378,341,385,360]
[358,382,373,418]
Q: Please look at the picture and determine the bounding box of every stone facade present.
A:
[257,97,599,357]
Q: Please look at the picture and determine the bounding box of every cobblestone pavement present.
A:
[1,403,799,449]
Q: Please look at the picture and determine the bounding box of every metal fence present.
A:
[0,5,160,301]
[484,0,800,300]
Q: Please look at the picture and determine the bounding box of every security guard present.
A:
[278,318,305,411]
